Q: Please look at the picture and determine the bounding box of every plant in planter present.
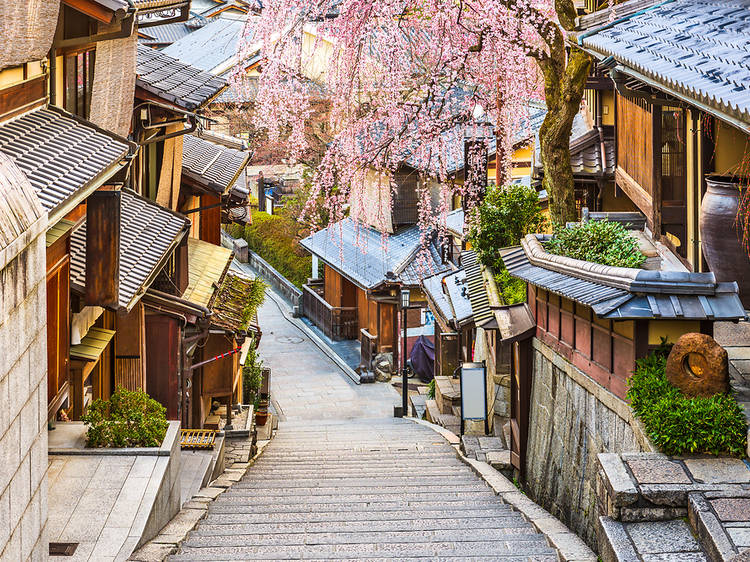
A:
[81,387,169,448]
[545,219,646,268]
[468,184,545,305]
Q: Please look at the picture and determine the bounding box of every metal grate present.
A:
[49,543,78,556]
[180,429,217,449]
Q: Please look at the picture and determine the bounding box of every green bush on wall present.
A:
[230,211,312,288]
[81,387,169,448]
[627,349,748,457]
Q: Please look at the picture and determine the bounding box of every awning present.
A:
[69,188,190,313]
[183,238,233,308]
[46,219,75,248]
[70,327,115,362]
[182,134,251,194]
[0,106,133,224]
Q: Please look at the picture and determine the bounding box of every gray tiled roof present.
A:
[163,17,246,72]
[182,134,251,193]
[300,218,448,289]
[136,45,227,109]
[422,271,454,324]
[464,251,493,327]
[138,17,207,46]
[443,269,473,325]
[444,208,464,237]
[579,0,750,127]
[0,106,130,219]
[500,245,746,321]
[69,189,189,312]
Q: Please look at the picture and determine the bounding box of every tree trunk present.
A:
[537,46,591,226]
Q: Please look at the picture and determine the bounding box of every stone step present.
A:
[199,507,519,525]
[214,490,497,505]
[171,557,554,562]
[231,477,482,488]
[183,528,545,547]
[221,484,491,497]
[170,540,558,560]
[206,499,511,514]
[190,516,531,535]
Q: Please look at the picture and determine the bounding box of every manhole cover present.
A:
[276,335,304,344]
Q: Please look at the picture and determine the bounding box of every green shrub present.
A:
[627,350,748,457]
[426,378,436,399]
[242,336,263,406]
[82,387,168,448]
[241,211,312,288]
[468,184,546,271]
[468,184,544,306]
[546,219,646,268]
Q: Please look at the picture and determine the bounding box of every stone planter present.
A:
[699,175,750,306]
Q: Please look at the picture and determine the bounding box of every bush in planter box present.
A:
[82,387,169,448]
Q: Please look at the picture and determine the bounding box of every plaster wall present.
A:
[0,226,49,561]
[524,337,645,549]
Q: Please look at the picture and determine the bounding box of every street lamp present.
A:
[401,288,410,417]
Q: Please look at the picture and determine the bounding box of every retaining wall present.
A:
[524,338,649,549]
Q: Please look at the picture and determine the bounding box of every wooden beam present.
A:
[62,0,116,24]
[615,166,653,223]
[0,76,46,122]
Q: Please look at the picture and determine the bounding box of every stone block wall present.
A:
[524,338,645,549]
[0,227,48,560]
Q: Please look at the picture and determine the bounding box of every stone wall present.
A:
[524,338,647,549]
[0,223,48,560]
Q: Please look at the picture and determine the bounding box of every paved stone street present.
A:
[254,286,401,420]
[166,289,563,561]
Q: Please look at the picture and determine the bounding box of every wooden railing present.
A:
[302,283,358,341]
[360,329,378,371]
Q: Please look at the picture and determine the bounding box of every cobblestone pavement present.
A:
[171,418,559,561]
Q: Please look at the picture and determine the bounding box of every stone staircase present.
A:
[425,376,462,435]
[598,453,750,561]
[170,418,560,561]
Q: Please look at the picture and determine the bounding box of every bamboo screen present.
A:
[0,1,60,70]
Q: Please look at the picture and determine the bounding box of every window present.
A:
[64,49,95,119]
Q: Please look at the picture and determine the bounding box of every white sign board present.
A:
[460,362,487,421]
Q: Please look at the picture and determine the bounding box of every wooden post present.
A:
[86,187,120,308]
[651,104,663,238]
[70,363,84,420]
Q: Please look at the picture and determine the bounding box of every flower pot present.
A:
[699,175,750,306]
[255,411,269,426]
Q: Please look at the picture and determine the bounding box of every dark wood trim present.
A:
[0,76,46,122]
[651,104,663,236]
[62,0,115,24]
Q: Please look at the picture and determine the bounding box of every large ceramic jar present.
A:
[699,175,750,307]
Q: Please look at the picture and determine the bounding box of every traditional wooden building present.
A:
[574,0,750,284]
[301,218,448,374]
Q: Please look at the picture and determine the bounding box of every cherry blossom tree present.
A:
[233,0,592,228]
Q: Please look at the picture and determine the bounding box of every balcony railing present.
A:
[302,281,358,341]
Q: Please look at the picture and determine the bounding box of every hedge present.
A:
[230,211,312,288]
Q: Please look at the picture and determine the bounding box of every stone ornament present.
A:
[665,333,729,397]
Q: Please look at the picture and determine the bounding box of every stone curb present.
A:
[128,437,274,561]
[260,278,362,385]
[405,418,597,562]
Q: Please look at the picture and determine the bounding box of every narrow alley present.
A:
[169,285,560,561]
